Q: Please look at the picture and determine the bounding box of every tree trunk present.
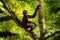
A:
[37,0,45,40]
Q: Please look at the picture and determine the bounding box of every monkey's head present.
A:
[23,10,28,15]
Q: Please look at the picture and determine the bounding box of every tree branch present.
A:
[0,16,13,22]
[45,31,60,40]
[0,31,17,38]
[0,0,15,15]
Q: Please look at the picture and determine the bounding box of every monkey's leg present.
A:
[29,31,38,40]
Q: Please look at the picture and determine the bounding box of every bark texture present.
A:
[37,0,45,40]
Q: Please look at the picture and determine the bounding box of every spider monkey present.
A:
[21,5,40,31]
[22,10,36,31]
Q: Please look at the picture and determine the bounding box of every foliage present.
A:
[44,0,60,40]
[0,0,60,40]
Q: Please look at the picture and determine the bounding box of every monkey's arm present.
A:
[14,16,23,26]
[28,5,40,18]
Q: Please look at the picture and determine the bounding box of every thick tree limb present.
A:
[0,31,17,37]
[45,31,60,40]
[37,0,45,40]
[0,16,13,22]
